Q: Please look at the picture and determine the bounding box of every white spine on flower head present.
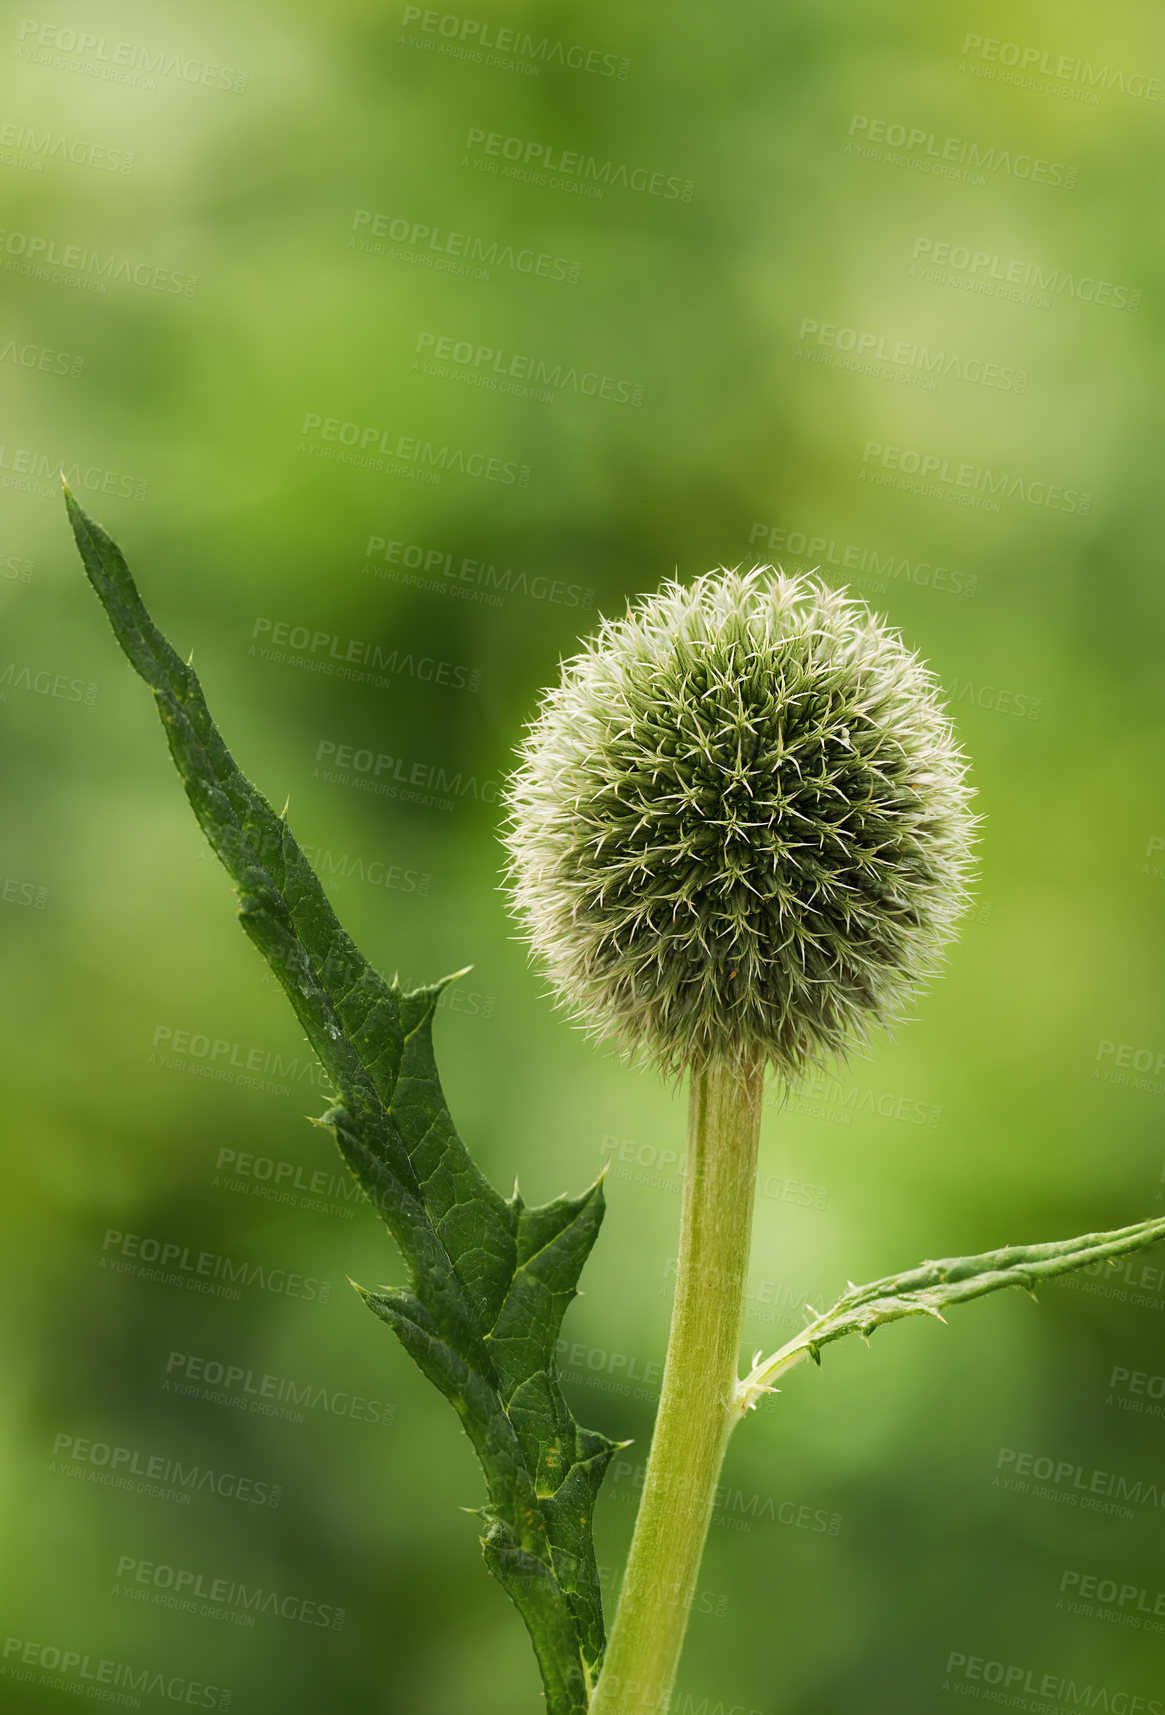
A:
[502,567,977,1080]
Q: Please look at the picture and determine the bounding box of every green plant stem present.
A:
[591,1051,765,1715]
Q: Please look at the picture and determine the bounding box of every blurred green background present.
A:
[2,1,1164,1710]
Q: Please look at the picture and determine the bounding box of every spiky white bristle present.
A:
[502,567,976,1079]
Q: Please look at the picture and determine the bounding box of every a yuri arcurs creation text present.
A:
[62,491,1165,1714]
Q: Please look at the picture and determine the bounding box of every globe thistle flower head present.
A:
[503,567,976,1080]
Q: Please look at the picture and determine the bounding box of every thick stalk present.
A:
[590,1051,765,1715]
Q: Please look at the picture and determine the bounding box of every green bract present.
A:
[504,568,976,1078]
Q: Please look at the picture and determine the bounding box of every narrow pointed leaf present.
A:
[64,489,618,1714]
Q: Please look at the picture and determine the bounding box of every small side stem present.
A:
[590,1051,764,1715]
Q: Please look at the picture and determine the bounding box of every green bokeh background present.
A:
[2,3,1164,1711]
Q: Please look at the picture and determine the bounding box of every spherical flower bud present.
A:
[503,568,976,1079]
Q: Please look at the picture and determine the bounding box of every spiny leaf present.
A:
[737,1215,1165,1414]
[64,487,618,1715]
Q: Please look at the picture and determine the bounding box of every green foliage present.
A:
[739,1215,1165,1411]
[64,488,618,1715]
[64,486,1165,1713]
